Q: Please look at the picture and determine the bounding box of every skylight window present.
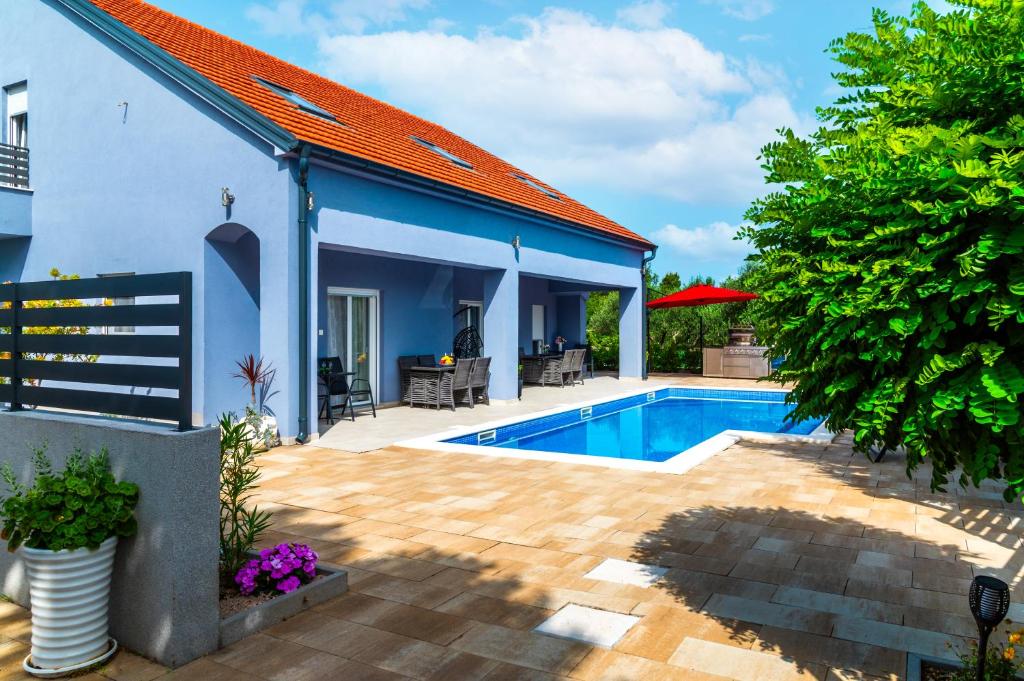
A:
[512,173,560,200]
[410,136,473,170]
[253,76,337,122]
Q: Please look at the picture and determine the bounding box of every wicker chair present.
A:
[569,347,587,385]
[397,355,418,403]
[539,350,576,387]
[575,343,594,380]
[470,356,491,405]
[445,358,475,410]
[417,354,436,367]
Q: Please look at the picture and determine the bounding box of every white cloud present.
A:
[616,0,672,29]
[314,7,807,203]
[246,0,430,35]
[738,33,771,42]
[652,222,753,261]
[702,0,774,21]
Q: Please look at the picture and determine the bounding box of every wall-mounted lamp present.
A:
[511,235,521,249]
[307,191,315,211]
[221,187,235,207]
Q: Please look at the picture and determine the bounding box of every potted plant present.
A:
[233,354,279,450]
[0,447,138,677]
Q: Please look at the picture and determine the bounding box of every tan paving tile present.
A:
[450,622,591,674]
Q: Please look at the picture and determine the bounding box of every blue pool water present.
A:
[445,388,822,462]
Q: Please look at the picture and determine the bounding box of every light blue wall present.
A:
[1,0,296,429]
[309,165,647,398]
[3,0,649,434]
[0,186,31,239]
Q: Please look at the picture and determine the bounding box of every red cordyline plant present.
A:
[233,354,271,404]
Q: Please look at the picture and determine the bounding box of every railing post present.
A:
[177,272,192,431]
[8,282,20,412]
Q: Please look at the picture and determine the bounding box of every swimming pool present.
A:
[399,386,832,474]
[445,387,823,461]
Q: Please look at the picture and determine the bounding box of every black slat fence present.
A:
[0,272,192,430]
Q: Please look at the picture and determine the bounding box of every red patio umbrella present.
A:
[645,284,759,366]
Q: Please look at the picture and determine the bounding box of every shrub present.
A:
[949,628,1024,680]
[219,414,272,582]
[0,447,138,552]
[742,1,1024,497]
[234,543,318,595]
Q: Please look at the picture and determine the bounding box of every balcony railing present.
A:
[0,143,29,189]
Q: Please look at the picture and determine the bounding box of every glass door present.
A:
[326,288,378,405]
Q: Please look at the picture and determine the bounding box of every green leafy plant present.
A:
[946,627,1024,680]
[742,0,1024,498]
[0,447,138,552]
[219,413,272,582]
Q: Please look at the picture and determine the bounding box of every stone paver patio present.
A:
[1,378,1021,680]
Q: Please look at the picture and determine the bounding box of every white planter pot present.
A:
[21,536,119,677]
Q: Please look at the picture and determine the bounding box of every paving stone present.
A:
[584,558,669,587]
[534,604,640,648]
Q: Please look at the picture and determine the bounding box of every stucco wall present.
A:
[1,0,296,429]
[0,411,220,668]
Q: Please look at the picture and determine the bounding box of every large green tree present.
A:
[742,1,1024,497]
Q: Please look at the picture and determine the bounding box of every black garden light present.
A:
[969,575,1010,680]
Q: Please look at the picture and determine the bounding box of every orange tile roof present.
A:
[85,0,653,248]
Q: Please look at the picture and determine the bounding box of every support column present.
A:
[483,268,518,400]
[618,286,643,378]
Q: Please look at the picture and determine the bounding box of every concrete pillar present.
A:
[259,226,302,440]
[618,286,643,378]
[483,267,518,400]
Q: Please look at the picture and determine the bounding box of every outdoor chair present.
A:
[318,356,376,423]
[470,356,491,405]
[575,343,594,380]
[540,350,575,387]
[446,358,475,410]
[397,355,418,403]
[568,346,587,385]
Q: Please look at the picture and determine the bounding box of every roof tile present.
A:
[86,0,653,247]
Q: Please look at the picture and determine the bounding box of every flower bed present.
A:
[218,544,347,647]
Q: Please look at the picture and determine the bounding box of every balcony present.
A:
[0,143,28,189]
[0,143,30,238]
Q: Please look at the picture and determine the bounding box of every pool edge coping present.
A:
[395,383,834,475]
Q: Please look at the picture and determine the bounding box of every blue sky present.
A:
[152,0,935,282]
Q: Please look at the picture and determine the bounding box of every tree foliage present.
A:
[741,0,1024,497]
[1,268,101,386]
[587,265,759,372]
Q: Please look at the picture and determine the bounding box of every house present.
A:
[0,0,657,441]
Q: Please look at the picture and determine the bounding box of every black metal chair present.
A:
[318,356,375,423]
[470,356,491,405]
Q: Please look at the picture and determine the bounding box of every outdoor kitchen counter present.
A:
[703,346,770,379]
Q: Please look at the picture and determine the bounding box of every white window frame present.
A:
[5,82,27,148]
[458,299,483,341]
[326,286,380,404]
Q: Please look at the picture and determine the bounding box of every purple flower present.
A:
[277,576,301,593]
[238,543,318,597]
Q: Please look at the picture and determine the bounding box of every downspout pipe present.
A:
[295,143,312,443]
[641,246,658,381]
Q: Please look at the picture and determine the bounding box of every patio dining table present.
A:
[521,352,563,385]
[406,365,456,409]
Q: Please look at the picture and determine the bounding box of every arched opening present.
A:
[204,223,260,420]
[0,237,30,283]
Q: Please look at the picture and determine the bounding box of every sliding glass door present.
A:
[326,288,378,404]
